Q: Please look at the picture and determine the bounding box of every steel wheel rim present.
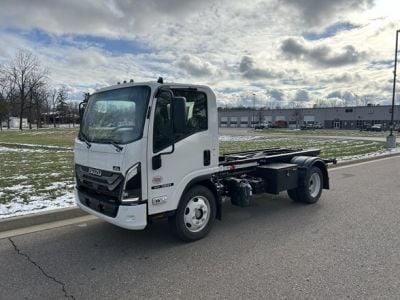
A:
[309,172,321,198]
[183,196,210,233]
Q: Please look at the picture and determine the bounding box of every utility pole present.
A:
[252,93,256,128]
[387,29,399,148]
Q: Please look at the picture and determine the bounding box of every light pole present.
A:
[252,93,256,128]
[387,29,399,148]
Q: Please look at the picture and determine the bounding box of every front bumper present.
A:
[74,188,147,230]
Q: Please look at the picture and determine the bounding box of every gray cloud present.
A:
[332,72,362,83]
[0,0,215,37]
[176,54,215,77]
[239,56,284,79]
[281,38,367,67]
[282,0,374,26]
[295,89,309,102]
[327,90,356,105]
[266,89,285,101]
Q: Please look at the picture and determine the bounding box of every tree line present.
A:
[0,50,79,130]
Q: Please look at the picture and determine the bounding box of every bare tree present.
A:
[37,87,50,128]
[49,88,58,127]
[0,64,16,129]
[56,85,69,126]
[0,100,8,131]
[6,50,47,130]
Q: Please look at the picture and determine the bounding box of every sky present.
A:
[0,0,399,108]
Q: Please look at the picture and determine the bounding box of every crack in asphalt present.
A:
[8,237,75,300]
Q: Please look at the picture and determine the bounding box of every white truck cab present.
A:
[75,79,333,241]
[75,80,220,240]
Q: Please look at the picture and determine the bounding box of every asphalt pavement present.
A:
[1,157,400,299]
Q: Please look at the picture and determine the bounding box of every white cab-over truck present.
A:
[75,79,334,241]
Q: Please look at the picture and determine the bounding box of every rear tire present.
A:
[170,185,216,242]
[288,166,323,204]
[287,188,300,202]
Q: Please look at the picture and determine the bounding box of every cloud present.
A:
[295,89,309,101]
[176,54,216,77]
[332,72,362,83]
[281,38,368,67]
[327,90,357,105]
[239,56,284,79]
[266,89,285,101]
[282,0,375,26]
[0,0,397,107]
[0,0,217,38]
[68,48,108,67]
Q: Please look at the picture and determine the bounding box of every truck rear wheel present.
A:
[287,166,323,204]
[170,185,216,242]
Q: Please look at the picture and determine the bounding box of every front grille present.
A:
[75,164,124,200]
[77,189,119,218]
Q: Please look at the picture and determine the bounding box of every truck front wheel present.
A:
[287,166,323,204]
[170,185,216,242]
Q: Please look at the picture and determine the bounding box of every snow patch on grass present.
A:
[0,142,72,150]
[219,135,261,142]
[338,147,400,161]
[3,184,33,192]
[42,182,69,190]
[0,146,48,153]
[7,175,28,180]
[0,192,76,219]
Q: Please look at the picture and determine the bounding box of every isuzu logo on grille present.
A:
[88,168,102,176]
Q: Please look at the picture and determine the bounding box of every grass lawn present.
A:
[220,137,385,159]
[0,128,389,209]
[0,144,74,204]
[0,128,78,148]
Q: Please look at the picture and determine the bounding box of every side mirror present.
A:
[79,101,87,123]
[172,97,186,134]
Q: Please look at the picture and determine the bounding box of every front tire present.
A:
[287,166,323,204]
[170,185,216,242]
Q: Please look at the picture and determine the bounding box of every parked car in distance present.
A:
[314,123,323,129]
[254,122,269,130]
[370,124,383,131]
[300,122,323,130]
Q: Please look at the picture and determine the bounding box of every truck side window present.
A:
[173,90,208,134]
[153,92,173,153]
[153,89,208,153]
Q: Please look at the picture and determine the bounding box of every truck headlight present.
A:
[122,163,141,203]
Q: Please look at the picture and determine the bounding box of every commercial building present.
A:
[1,117,28,128]
[218,105,400,129]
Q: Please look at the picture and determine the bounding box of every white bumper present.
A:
[74,188,147,230]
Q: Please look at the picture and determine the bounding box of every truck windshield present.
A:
[80,86,151,144]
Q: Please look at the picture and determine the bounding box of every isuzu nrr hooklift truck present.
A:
[75,78,334,241]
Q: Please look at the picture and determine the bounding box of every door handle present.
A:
[203,150,211,166]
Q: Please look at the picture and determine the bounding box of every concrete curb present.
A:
[1,150,399,233]
[329,150,400,168]
[0,207,87,233]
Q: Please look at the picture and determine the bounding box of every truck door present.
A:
[147,88,215,215]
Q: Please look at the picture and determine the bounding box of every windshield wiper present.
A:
[110,141,123,152]
[79,133,92,149]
